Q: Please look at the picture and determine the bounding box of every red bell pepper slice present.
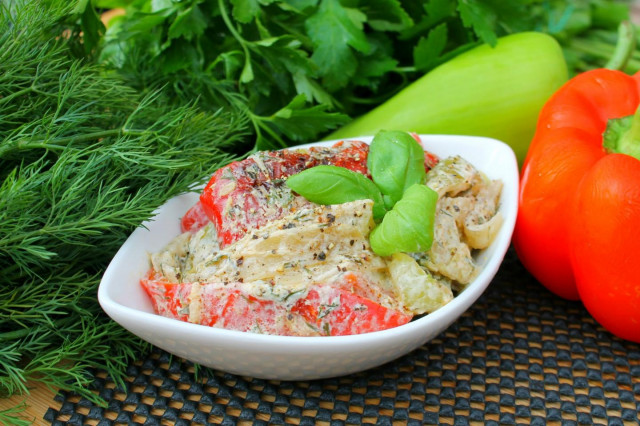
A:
[198,141,370,245]
[140,273,411,336]
[198,286,293,335]
[291,286,411,336]
[140,271,192,322]
[180,200,210,233]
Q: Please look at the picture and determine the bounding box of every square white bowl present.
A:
[98,134,518,380]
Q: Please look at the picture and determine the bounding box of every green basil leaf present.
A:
[367,130,426,210]
[286,165,386,220]
[369,183,438,256]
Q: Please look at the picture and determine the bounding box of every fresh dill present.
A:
[0,1,248,406]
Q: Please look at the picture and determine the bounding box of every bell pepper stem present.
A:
[604,106,640,161]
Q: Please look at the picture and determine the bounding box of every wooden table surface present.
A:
[1,382,59,424]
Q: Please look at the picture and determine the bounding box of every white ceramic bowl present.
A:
[98,134,518,380]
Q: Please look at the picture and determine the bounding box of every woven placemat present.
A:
[45,249,640,425]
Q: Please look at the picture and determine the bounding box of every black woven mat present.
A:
[45,248,640,425]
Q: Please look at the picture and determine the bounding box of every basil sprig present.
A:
[367,130,426,210]
[286,130,438,256]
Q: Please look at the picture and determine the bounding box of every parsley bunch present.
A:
[96,0,549,150]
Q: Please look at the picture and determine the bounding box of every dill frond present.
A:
[0,0,250,405]
[0,401,33,426]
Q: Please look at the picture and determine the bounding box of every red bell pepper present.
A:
[514,68,640,343]
[141,271,193,322]
[193,140,370,245]
[141,272,411,336]
[180,200,210,233]
[182,138,439,240]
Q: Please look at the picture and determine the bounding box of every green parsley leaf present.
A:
[168,4,208,41]
[263,94,350,146]
[252,35,317,92]
[363,0,413,32]
[413,23,448,72]
[231,0,262,23]
[122,9,175,35]
[351,34,398,89]
[231,0,278,23]
[161,39,203,73]
[306,0,370,90]
[457,0,498,46]
[424,0,456,21]
[78,0,106,56]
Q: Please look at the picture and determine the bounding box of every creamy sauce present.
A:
[146,153,503,335]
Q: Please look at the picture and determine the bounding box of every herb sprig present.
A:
[286,130,438,256]
[95,0,549,150]
[0,1,247,407]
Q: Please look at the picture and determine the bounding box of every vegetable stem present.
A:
[218,0,253,84]
[0,129,137,158]
[604,107,640,161]
[0,327,40,341]
[41,129,124,144]
[619,107,640,161]
[605,21,636,71]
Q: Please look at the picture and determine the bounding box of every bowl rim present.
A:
[98,133,518,348]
